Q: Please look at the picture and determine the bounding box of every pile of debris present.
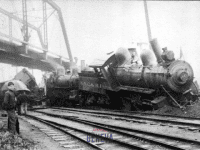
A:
[150,100,200,118]
[0,125,37,150]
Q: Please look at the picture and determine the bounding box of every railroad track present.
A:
[25,112,161,150]
[21,115,103,150]
[50,107,200,130]
[28,110,200,150]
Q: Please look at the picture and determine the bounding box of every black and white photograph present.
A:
[0,0,200,149]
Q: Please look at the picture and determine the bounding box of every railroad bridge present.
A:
[0,0,73,72]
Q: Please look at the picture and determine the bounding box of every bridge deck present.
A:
[0,39,70,71]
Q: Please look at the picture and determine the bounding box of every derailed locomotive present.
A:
[45,67,79,106]
[46,38,199,110]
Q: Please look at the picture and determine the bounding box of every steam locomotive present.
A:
[45,39,199,110]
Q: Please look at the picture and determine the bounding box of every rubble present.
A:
[0,122,38,150]
[149,100,200,118]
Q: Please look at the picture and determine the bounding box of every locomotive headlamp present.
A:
[177,70,189,83]
[179,72,188,82]
[167,60,194,93]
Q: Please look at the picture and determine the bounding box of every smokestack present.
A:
[150,38,163,64]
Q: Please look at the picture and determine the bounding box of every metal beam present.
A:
[0,7,45,49]
[38,10,55,29]
[22,0,28,54]
[0,41,70,71]
[0,50,53,71]
[0,32,70,62]
[22,0,28,42]
[43,0,73,63]
[43,1,48,48]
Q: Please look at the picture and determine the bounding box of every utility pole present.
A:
[144,0,163,64]
[144,0,152,41]
[43,1,48,49]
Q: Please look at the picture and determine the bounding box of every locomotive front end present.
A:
[111,39,199,109]
[45,66,79,106]
[167,60,194,93]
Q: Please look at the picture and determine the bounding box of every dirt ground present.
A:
[0,115,36,150]
[0,111,67,150]
[1,99,200,150]
[148,100,200,118]
[75,99,200,118]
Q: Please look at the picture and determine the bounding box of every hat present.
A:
[8,82,14,86]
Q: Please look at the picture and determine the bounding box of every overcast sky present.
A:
[0,0,200,84]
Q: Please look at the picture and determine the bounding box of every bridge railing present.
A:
[0,7,69,62]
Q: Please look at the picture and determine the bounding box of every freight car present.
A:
[14,68,45,106]
[45,39,199,110]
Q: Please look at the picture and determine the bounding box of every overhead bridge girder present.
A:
[0,7,45,49]
[43,0,73,64]
[0,39,70,71]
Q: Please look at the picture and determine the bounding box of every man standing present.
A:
[2,82,19,134]
[17,91,28,115]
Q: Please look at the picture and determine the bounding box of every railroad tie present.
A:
[91,141,105,145]
[62,144,82,149]
[59,141,76,145]
[188,127,199,131]
[52,135,67,139]
[54,137,67,141]
[46,133,63,136]
[177,144,193,149]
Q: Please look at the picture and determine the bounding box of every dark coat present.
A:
[2,90,16,110]
[17,93,28,105]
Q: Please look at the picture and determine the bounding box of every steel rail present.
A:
[26,113,151,150]
[51,107,200,128]
[33,106,200,120]
[53,107,200,120]
[25,114,104,150]
[34,110,200,150]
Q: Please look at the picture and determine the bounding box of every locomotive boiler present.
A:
[78,38,199,110]
[45,66,79,106]
[45,38,199,110]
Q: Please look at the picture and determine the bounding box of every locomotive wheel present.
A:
[79,94,86,107]
[97,95,110,106]
[121,98,132,111]
[64,96,70,107]
[45,98,51,106]
[107,93,122,109]
[49,96,56,106]
[78,92,88,107]
[79,98,85,107]
[86,95,96,106]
